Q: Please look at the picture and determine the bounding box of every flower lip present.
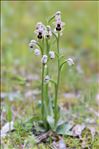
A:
[38,34,42,39]
[56,23,61,31]
[56,27,61,31]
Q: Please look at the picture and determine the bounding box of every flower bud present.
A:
[41,55,48,64]
[44,75,50,83]
[55,11,61,16]
[29,42,34,49]
[34,49,40,56]
[30,40,37,44]
[67,58,74,66]
[55,11,61,21]
[49,51,55,59]
[29,40,37,49]
[46,25,52,38]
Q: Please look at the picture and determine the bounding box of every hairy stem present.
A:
[41,63,44,121]
[41,38,49,128]
[45,39,49,107]
[54,32,60,125]
[41,38,45,122]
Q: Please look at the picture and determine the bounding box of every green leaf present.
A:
[56,122,73,136]
[6,104,12,122]
[25,115,41,124]
[11,75,26,85]
[47,115,55,131]
[47,15,55,23]
[47,98,54,117]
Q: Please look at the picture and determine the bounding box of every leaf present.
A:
[47,115,55,130]
[25,115,41,123]
[6,104,12,122]
[48,99,54,117]
[11,75,26,85]
[56,122,74,136]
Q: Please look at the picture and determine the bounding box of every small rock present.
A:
[72,124,85,137]
[1,121,14,138]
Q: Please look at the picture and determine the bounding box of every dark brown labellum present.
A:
[38,35,42,39]
[46,34,50,38]
[30,45,33,48]
[56,27,61,31]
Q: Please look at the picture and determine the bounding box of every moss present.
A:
[64,136,82,148]
[92,134,99,149]
[81,128,92,148]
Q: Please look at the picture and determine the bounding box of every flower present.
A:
[29,42,34,49]
[44,75,50,83]
[34,49,40,56]
[55,19,65,31]
[41,55,48,64]
[30,39,37,44]
[55,11,61,16]
[49,51,55,59]
[67,58,74,66]
[29,39,37,49]
[54,11,65,31]
[35,22,46,39]
[46,25,52,38]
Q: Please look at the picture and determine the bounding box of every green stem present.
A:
[59,60,67,71]
[45,39,49,107]
[41,63,44,121]
[54,32,60,125]
[44,66,49,111]
[41,38,45,122]
[41,38,49,128]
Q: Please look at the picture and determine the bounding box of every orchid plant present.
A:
[29,11,74,131]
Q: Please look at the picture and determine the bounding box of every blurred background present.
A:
[1,1,98,125]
